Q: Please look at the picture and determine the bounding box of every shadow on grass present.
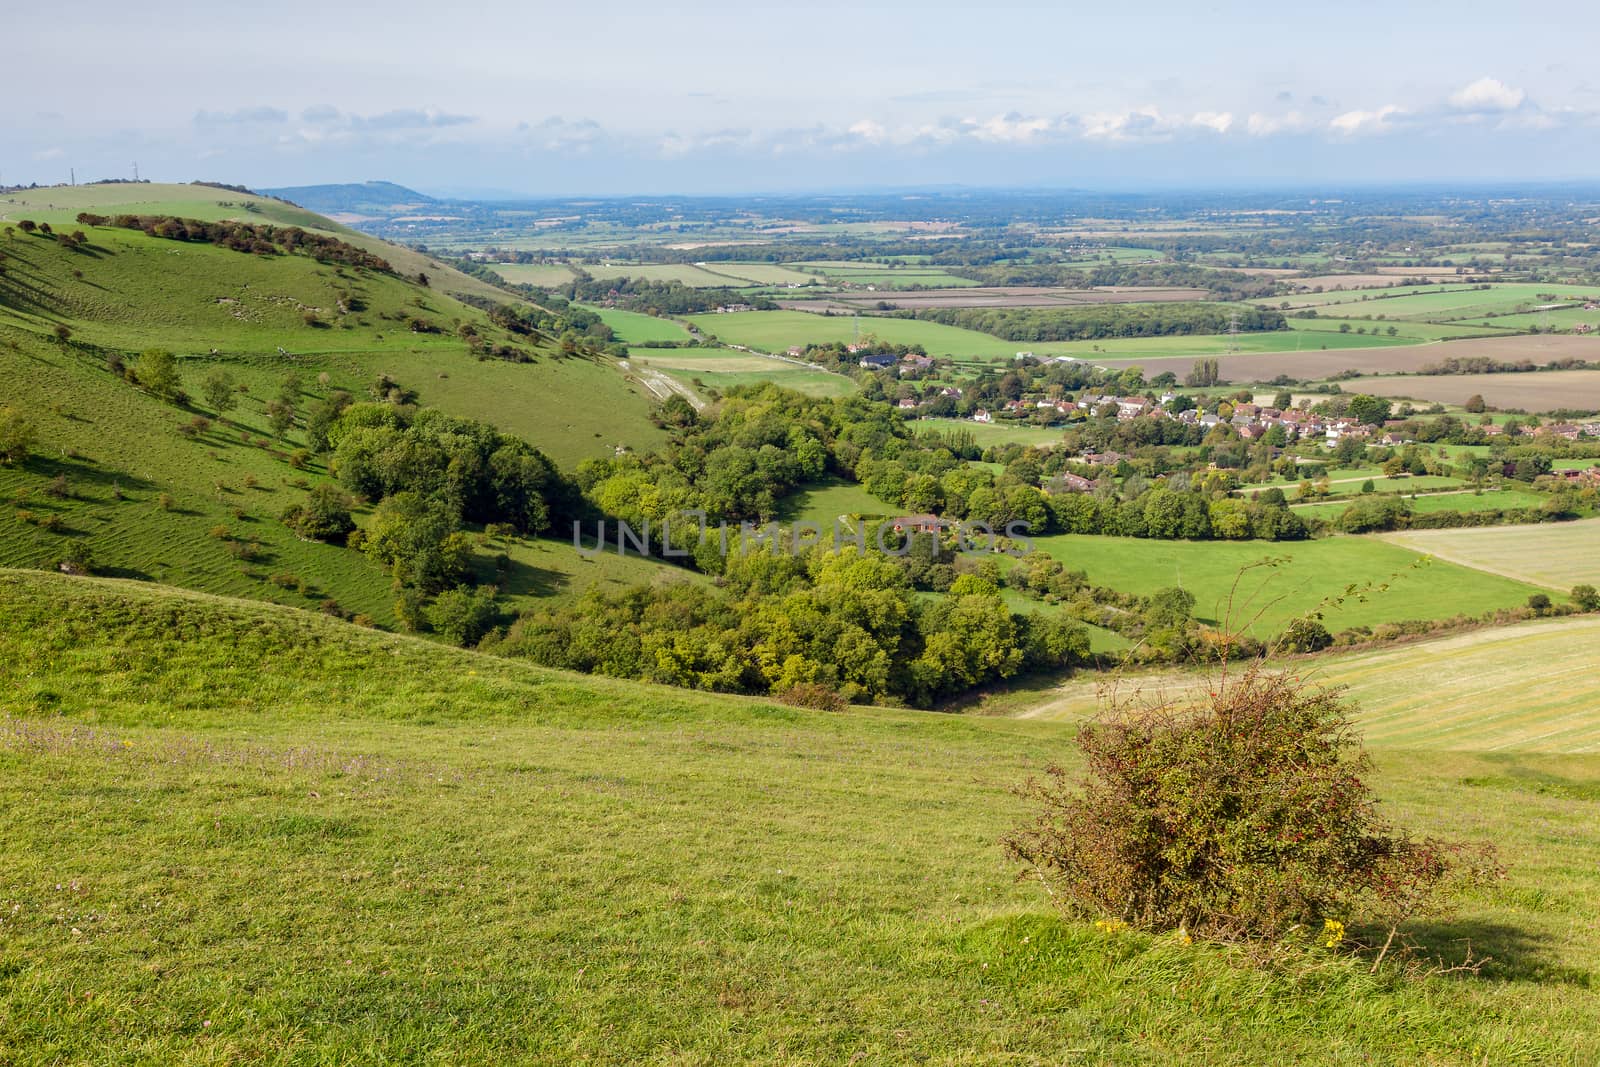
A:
[20,454,155,495]
[1394,918,1593,987]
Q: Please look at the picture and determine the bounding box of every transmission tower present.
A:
[1226,311,1242,355]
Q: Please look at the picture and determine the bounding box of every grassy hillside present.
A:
[0,183,503,303]
[0,197,676,622]
[1,570,1597,1064]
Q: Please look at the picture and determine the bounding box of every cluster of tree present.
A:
[486,547,1090,707]
[1419,356,1596,376]
[328,403,579,541]
[905,304,1287,343]
[75,214,392,272]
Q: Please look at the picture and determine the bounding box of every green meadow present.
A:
[1026,532,1551,635]
[1,570,1597,1064]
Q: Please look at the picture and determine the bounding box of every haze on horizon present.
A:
[6,0,1600,196]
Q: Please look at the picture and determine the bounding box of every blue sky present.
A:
[7,0,1600,195]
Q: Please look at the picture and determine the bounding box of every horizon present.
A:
[7,1,1600,194]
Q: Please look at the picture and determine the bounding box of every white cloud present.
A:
[1449,77,1526,113]
[1190,111,1234,134]
[1330,105,1403,136]
[1246,111,1309,137]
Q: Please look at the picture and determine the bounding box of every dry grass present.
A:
[1378,519,1600,590]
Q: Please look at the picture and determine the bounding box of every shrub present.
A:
[775,683,848,712]
[0,406,35,465]
[44,475,70,500]
[268,572,300,590]
[1004,664,1492,944]
[280,483,355,543]
[1278,617,1333,653]
[1573,584,1600,613]
[427,585,500,647]
[156,493,175,511]
[56,540,94,576]
[1528,593,1552,615]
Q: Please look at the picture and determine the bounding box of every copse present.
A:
[329,403,576,535]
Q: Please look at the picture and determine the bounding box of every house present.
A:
[900,354,933,370]
[859,353,896,369]
[1115,397,1152,421]
[1198,413,1221,428]
[1573,323,1593,335]
[891,514,946,534]
[972,408,992,424]
[1002,399,1029,414]
[1237,424,1263,441]
[787,345,805,357]
[1482,423,1506,436]
[897,397,919,411]
[1082,450,1125,467]
[1051,473,1096,493]
[1540,423,1582,440]
[938,386,963,398]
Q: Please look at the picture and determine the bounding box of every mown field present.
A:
[1027,533,1552,635]
[1379,519,1600,591]
[2,569,1598,1064]
[912,417,1068,449]
[627,347,855,398]
[1013,614,1600,751]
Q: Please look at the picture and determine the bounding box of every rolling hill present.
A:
[1,568,1597,1064]
[0,183,677,624]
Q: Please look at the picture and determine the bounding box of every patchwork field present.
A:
[2,571,1599,1063]
[1379,519,1600,590]
[1027,533,1551,635]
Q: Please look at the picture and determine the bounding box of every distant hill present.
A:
[262,180,438,217]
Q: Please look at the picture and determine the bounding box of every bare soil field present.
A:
[780,286,1209,311]
[1099,333,1600,383]
[1348,369,1600,412]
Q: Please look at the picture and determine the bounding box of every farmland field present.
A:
[1291,488,1545,521]
[628,348,855,398]
[1026,533,1550,635]
[484,262,579,287]
[589,262,753,288]
[1346,369,1600,412]
[912,417,1068,448]
[1379,519,1600,590]
[1013,616,1600,751]
[1098,333,1600,383]
[582,304,692,344]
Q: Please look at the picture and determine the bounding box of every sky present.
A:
[7,0,1600,196]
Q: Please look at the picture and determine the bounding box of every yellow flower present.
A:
[1321,918,1346,948]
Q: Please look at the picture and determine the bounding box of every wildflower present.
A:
[1321,918,1346,948]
